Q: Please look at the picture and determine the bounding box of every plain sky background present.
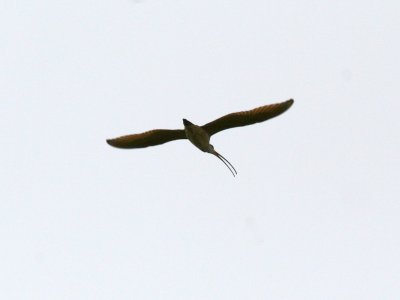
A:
[1,1,399,299]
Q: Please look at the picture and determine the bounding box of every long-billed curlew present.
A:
[107,99,294,176]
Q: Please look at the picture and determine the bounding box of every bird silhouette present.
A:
[107,99,294,176]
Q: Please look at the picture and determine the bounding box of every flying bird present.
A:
[107,99,294,176]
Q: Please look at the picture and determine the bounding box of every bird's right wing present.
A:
[106,129,186,149]
[201,99,294,136]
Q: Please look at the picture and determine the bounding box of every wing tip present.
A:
[106,138,119,148]
[282,99,294,111]
[106,138,132,149]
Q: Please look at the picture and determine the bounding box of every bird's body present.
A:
[183,119,210,152]
[107,99,294,176]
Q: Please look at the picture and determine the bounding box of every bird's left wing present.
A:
[201,99,294,136]
[106,129,186,149]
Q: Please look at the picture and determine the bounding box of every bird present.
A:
[106,99,294,176]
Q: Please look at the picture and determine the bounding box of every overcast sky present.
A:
[1,1,399,299]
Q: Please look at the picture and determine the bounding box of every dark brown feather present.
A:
[106,129,186,149]
[201,99,294,136]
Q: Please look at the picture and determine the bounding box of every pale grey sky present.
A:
[1,1,399,299]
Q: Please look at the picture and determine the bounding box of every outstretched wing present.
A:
[106,129,186,149]
[202,99,294,136]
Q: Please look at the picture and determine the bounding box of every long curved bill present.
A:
[212,150,237,177]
